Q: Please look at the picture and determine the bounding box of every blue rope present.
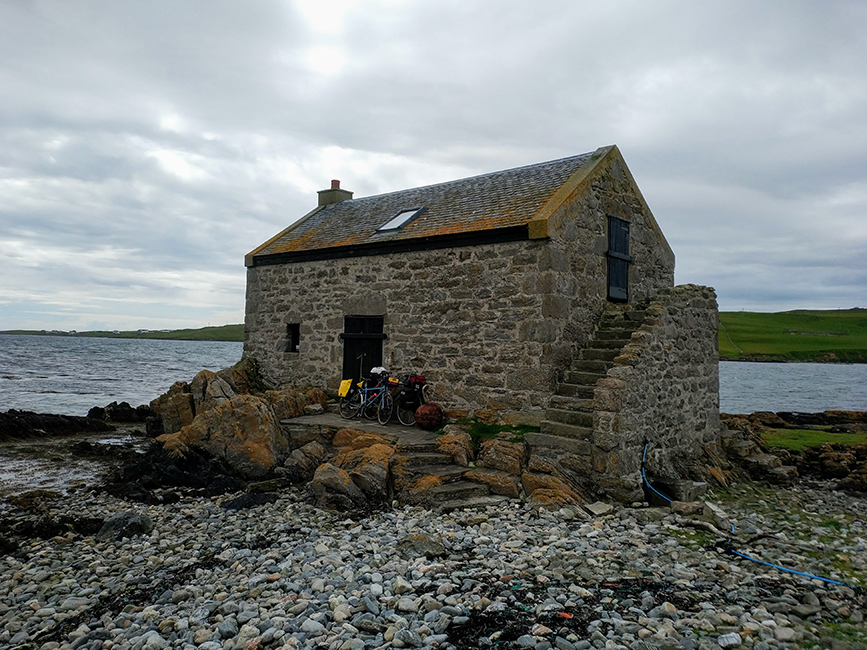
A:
[729,550,856,589]
[641,443,860,591]
[641,444,672,504]
[641,466,672,504]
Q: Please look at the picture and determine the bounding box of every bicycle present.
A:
[338,368,392,423]
[393,374,428,426]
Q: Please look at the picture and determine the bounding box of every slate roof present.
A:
[250,152,595,262]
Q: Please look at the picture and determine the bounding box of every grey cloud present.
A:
[1,0,866,329]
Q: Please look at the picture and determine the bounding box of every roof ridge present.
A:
[346,151,594,204]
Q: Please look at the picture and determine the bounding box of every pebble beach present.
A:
[2,480,865,650]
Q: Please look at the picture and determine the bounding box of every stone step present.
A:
[599,310,646,325]
[556,383,595,399]
[436,494,512,513]
[524,432,593,454]
[585,338,630,350]
[408,465,467,480]
[570,359,612,373]
[428,480,489,502]
[539,420,593,440]
[395,434,440,453]
[544,408,593,428]
[401,453,454,467]
[580,348,621,361]
[594,328,638,340]
[549,395,594,411]
[563,370,605,385]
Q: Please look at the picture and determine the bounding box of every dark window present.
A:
[607,215,632,303]
[340,316,386,380]
[286,323,300,353]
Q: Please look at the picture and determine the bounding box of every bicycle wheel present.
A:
[339,388,362,418]
[377,390,394,425]
[396,395,417,427]
[362,389,379,419]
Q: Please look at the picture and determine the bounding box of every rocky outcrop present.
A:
[798,443,867,491]
[87,401,153,423]
[157,394,287,479]
[279,441,327,483]
[720,412,867,491]
[102,442,243,503]
[478,439,526,475]
[150,358,282,436]
[0,410,114,442]
[330,443,394,504]
[147,358,327,482]
[264,387,328,420]
[305,429,397,508]
[150,381,196,435]
[190,370,235,414]
[310,463,366,511]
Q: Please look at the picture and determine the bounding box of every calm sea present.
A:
[0,334,243,416]
[1,335,865,416]
[719,360,867,414]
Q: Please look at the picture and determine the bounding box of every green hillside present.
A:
[1,324,244,342]
[719,309,867,362]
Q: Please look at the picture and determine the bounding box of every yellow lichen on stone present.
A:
[436,433,474,466]
[332,429,390,450]
[332,443,395,471]
[521,472,582,503]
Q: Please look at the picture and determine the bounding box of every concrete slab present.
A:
[281,413,439,448]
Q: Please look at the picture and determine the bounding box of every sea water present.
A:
[719,360,867,414]
[1,334,864,416]
[0,334,243,416]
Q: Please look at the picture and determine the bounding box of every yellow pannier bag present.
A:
[338,379,353,398]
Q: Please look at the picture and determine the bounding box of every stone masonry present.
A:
[526,284,721,501]
[244,149,675,421]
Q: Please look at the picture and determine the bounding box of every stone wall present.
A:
[543,151,675,374]
[246,239,566,419]
[591,284,721,500]
[244,149,675,420]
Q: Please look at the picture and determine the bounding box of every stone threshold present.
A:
[281,413,438,450]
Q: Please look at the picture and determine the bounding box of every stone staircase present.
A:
[538,308,648,444]
[390,436,510,511]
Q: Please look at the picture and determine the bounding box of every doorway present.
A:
[607,215,632,302]
[340,315,386,380]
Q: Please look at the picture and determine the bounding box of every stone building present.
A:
[245,145,720,499]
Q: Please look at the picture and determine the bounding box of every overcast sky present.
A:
[1,0,865,331]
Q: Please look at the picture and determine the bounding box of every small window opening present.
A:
[286,323,300,353]
[377,207,425,231]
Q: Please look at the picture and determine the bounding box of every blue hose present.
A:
[641,444,672,504]
[729,550,856,589]
[641,443,861,591]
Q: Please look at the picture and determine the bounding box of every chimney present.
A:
[318,179,353,206]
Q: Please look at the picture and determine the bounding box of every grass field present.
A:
[1,324,244,342]
[761,427,867,451]
[719,309,867,362]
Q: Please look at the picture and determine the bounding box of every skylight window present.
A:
[377,207,424,231]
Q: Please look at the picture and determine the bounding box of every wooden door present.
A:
[607,215,632,302]
[341,316,385,380]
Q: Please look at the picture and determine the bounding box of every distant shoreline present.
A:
[719,309,867,363]
[719,356,866,364]
[0,324,244,343]
[4,308,867,361]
